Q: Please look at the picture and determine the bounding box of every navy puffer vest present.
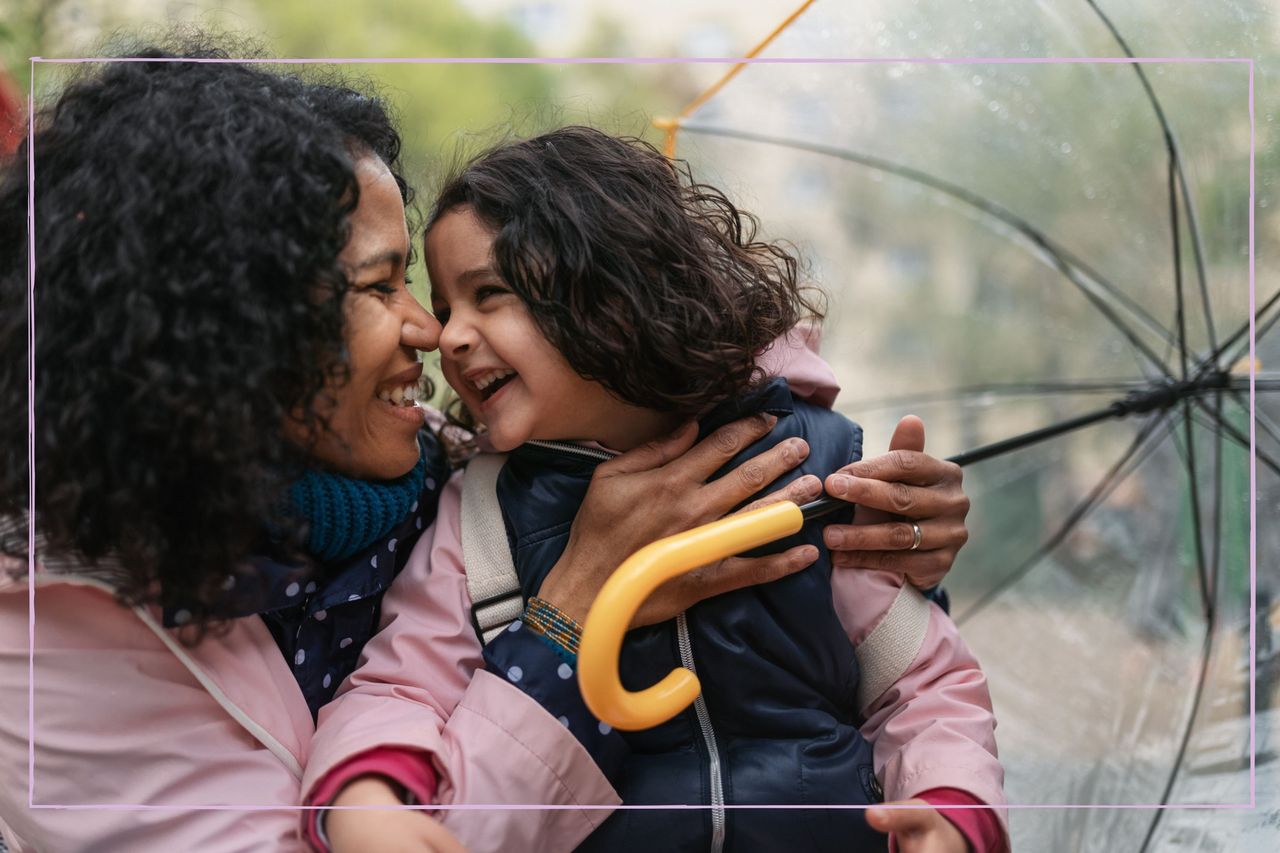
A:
[496,379,887,853]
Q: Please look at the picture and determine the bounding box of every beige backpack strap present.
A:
[461,453,525,643]
[854,584,933,715]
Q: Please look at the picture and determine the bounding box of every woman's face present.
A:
[293,156,440,480]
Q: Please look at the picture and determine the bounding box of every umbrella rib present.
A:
[955,413,1174,626]
[1085,0,1218,360]
[1208,286,1280,369]
[1190,396,1280,476]
[843,379,1151,411]
[1135,620,1218,853]
[1176,404,1214,616]
[1168,156,1192,383]
[1134,405,1220,853]
[1227,387,1280,449]
[681,123,1178,378]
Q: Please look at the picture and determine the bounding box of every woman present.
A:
[0,46,970,852]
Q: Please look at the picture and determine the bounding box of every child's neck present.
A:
[560,404,686,455]
[582,407,685,454]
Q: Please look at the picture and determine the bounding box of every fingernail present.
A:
[800,475,822,499]
[793,545,819,567]
[760,413,779,428]
[830,475,851,497]
[823,529,842,548]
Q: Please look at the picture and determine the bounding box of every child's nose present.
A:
[438,315,477,356]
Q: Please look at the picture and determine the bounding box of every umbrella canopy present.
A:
[657,1,1277,850]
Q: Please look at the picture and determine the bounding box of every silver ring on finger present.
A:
[909,522,922,551]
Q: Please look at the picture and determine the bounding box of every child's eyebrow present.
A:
[456,266,500,285]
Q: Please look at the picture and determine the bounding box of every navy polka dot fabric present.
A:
[164,432,451,719]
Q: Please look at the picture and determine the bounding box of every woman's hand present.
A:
[326,777,467,853]
[867,800,970,853]
[821,415,969,590]
[539,414,822,625]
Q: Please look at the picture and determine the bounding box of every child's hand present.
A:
[326,777,467,853]
[867,799,971,853]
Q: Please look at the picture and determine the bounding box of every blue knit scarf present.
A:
[288,448,427,563]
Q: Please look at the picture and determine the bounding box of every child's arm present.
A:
[303,471,621,853]
[831,566,1009,853]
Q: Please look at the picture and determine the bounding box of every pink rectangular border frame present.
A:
[25,54,1258,817]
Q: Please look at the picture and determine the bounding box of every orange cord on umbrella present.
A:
[654,0,816,158]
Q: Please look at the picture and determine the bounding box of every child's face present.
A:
[426,206,669,452]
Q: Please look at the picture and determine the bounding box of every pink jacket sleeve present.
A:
[0,571,310,852]
[830,567,1009,842]
[303,471,620,853]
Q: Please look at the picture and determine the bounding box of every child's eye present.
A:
[363,282,396,295]
[475,284,508,302]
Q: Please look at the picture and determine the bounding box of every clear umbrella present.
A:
[626,1,1275,850]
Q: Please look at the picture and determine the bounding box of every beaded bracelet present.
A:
[524,596,583,658]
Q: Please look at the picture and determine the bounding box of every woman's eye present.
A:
[364,282,396,295]
[475,284,508,302]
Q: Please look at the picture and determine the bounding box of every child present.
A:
[307,127,1006,853]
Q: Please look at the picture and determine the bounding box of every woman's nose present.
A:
[401,298,441,354]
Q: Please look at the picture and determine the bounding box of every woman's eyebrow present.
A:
[350,249,405,271]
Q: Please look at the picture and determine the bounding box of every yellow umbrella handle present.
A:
[578,500,805,731]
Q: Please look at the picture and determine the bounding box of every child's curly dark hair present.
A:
[0,40,414,632]
[427,125,824,421]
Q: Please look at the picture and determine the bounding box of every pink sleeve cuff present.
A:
[304,746,438,851]
[911,787,1007,853]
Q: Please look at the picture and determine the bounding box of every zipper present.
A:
[525,439,617,462]
[677,612,726,853]
[526,441,727,850]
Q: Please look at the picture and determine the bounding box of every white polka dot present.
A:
[370,554,378,568]
[313,609,327,621]
[285,582,300,597]
[388,538,398,552]
[507,621,522,633]
[172,609,192,626]
[411,500,419,512]
[322,674,332,689]
[506,666,523,683]
[347,593,361,602]
[557,663,573,680]
[557,716,570,728]
[304,581,317,594]
[294,649,306,666]
[220,575,236,591]
[339,637,353,649]
[598,721,612,735]
[425,478,437,491]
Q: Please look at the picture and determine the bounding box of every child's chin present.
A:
[484,428,523,453]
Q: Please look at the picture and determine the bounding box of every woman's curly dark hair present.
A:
[0,41,414,633]
[427,125,824,423]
